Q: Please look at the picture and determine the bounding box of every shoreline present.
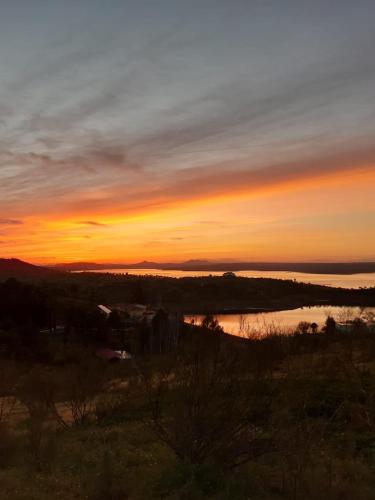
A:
[58,262,375,275]
[182,301,375,316]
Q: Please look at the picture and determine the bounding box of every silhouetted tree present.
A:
[310,322,318,334]
[151,308,169,352]
[132,280,146,304]
[141,334,274,469]
[201,314,223,334]
[297,321,310,334]
[107,310,123,330]
[351,317,367,334]
[323,316,336,335]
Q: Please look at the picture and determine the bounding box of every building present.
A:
[98,304,112,316]
[96,348,132,362]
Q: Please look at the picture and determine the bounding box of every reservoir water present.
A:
[185,306,375,338]
[76,269,375,337]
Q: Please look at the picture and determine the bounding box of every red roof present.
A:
[96,348,122,361]
[96,348,132,361]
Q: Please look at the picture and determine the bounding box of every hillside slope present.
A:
[0,258,60,279]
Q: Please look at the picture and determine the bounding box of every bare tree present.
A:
[140,331,275,469]
[59,359,106,425]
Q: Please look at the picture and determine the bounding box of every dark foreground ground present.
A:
[1,323,375,500]
[0,273,375,498]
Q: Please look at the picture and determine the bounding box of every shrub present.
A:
[94,391,130,425]
[141,333,274,469]
[0,422,16,468]
[0,362,18,424]
[17,367,60,470]
[89,451,127,500]
[56,359,106,426]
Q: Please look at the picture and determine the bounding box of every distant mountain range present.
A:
[50,260,375,275]
[1,258,375,280]
[51,259,210,271]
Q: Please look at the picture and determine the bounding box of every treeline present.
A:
[2,272,375,315]
[0,278,185,362]
[46,273,375,313]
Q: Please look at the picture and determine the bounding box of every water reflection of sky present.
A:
[185,306,375,338]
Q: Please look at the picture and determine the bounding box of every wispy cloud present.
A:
[0,219,23,225]
[0,0,374,261]
[79,220,107,227]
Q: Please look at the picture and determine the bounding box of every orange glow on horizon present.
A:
[1,163,374,265]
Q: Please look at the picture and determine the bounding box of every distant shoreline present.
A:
[54,261,375,275]
[183,306,295,315]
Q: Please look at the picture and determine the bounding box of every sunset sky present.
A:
[1,0,374,264]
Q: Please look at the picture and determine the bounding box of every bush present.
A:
[0,361,18,424]
[95,391,130,425]
[0,423,16,468]
[89,451,127,500]
[156,462,225,498]
[56,358,106,426]
[17,367,60,470]
[142,333,274,469]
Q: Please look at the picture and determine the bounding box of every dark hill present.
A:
[0,258,60,279]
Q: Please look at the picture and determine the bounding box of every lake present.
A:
[78,268,375,289]
[185,306,375,338]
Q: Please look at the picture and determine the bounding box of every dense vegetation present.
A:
[1,258,375,314]
[66,273,375,312]
[3,271,372,314]
[1,318,375,498]
[0,273,375,499]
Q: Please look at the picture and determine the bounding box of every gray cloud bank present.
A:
[0,0,374,217]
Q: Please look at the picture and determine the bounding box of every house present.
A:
[115,350,132,360]
[98,304,112,316]
[125,303,148,319]
[144,309,157,324]
[223,271,236,278]
[121,303,157,323]
[96,348,132,362]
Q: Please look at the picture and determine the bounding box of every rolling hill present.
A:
[0,258,60,279]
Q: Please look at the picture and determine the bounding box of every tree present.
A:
[141,334,274,469]
[60,360,105,425]
[351,317,367,334]
[323,316,336,335]
[296,321,310,334]
[16,368,57,469]
[310,322,318,334]
[107,310,123,330]
[201,314,223,334]
[132,280,146,304]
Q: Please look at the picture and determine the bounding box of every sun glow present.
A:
[2,165,374,264]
